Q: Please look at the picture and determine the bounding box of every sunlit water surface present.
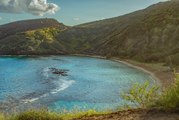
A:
[0,56,156,112]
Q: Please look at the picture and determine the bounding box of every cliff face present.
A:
[0,0,179,65]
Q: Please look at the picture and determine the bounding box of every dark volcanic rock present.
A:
[49,68,69,76]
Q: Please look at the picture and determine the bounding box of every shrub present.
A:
[156,73,179,108]
[9,109,61,120]
[166,54,179,66]
[171,54,179,65]
[60,109,103,120]
[0,114,5,120]
[121,81,159,108]
[8,109,104,120]
[122,72,179,109]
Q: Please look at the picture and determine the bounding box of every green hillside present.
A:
[0,19,69,55]
[0,0,178,65]
[56,0,179,65]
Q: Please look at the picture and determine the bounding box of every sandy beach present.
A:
[72,54,175,88]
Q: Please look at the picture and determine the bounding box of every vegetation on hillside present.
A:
[121,81,159,108]
[122,72,179,109]
[156,72,179,108]
[0,19,64,40]
[0,109,106,120]
[56,0,179,65]
[0,1,178,66]
[25,27,61,43]
[0,27,68,55]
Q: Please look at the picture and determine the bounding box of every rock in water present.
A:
[49,68,68,76]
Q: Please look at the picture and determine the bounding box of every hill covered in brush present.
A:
[0,19,69,55]
[56,0,179,65]
[0,0,179,65]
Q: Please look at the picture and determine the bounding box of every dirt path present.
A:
[74,109,179,120]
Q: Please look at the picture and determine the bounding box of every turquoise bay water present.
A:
[0,56,155,112]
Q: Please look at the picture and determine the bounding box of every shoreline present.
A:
[122,59,174,88]
[112,58,161,85]
[71,54,174,88]
[0,54,174,88]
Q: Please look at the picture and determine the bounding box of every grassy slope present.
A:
[57,0,179,65]
[0,19,65,40]
[0,109,178,120]
[0,27,68,55]
[0,110,107,120]
[0,1,178,65]
[0,18,69,55]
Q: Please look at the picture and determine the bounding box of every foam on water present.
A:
[51,79,75,94]
[22,67,75,103]
[43,67,51,78]
[23,97,41,103]
[0,56,156,111]
[22,79,75,103]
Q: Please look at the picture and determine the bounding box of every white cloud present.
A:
[0,0,59,16]
[73,18,80,21]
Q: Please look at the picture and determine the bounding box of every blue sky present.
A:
[0,0,167,26]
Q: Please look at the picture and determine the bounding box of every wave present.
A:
[22,93,49,103]
[51,79,75,94]
[23,67,75,103]
[23,97,40,103]
[42,67,51,78]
